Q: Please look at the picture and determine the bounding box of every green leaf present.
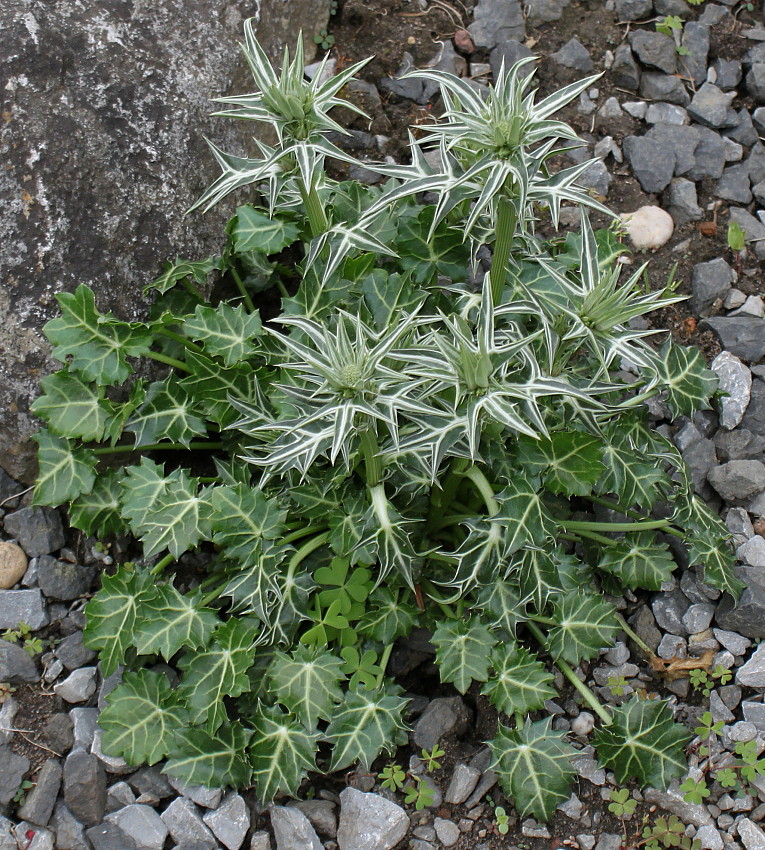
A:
[183,303,263,366]
[490,718,576,820]
[394,206,470,284]
[361,270,424,331]
[597,533,676,591]
[482,643,556,716]
[179,352,256,427]
[165,722,252,788]
[267,645,345,729]
[432,618,496,694]
[596,422,668,509]
[178,619,259,727]
[325,686,410,772]
[120,458,171,530]
[68,469,126,536]
[133,585,219,661]
[512,547,567,611]
[126,377,208,447]
[44,284,151,384]
[83,566,153,677]
[593,697,692,788]
[357,587,420,643]
[146,256,220,295]
[31,371,114,441]
[32,431,97,506]
[476,580,525,637]
[229,206,300,254]
[547,591,619,664]
[249,704,319,801]
[494,477,555,555]
[653,340,717,419]
[210,484,288,563]
[99,670,189,765]
[516,432,605,497]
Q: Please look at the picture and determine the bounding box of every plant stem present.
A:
[287,531,330,573]
[360,429,382,487]
[180,277,204,299]
[146,350,192,373]
[525,620,612,725]
[588,495,684,541]
[302,183,329,238]
[155,329,205,354]
[426,458,469,530]
[93,441,224,455]
[563,519,669,533]
[490,195,517,305]
[615,612,657,660]
[283,525,328,546]
[376,643,394,689]
[230,267,256,312]
[570,529,620,548]
[462,466,499,516]
[150,553,175,576]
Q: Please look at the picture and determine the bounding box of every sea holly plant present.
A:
[32,22,740,818]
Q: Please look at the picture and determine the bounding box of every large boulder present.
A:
[1,0,330,481]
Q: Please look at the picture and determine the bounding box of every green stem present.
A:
[302,183,329,238]
[276,278,290,299]
[462,467,499,516]
[146,350,192,373]
[588,495,684,540]
[180,277,204,299]
[571,529,620,548]
[150,553,175,576]
[563,519,669,533]
[428,514,473,533]
[283,525,328,546]
[490,195,517,306]
[615,613,657,659]
[376,643,394,689]
[360,429,382,487]
[230,267,256,312]
[156,329,204,354]
[93,441,224,456]
[426,458,469,530]
[525,620,612,725]
[287,531,330,573]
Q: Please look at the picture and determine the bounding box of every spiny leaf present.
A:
[83,566,154,677]
[361,269,425,330]
[126,377,208,447]
[267,645,345,728]
[210,484,288,564]
[44,284,151,384]
[249,704,319,800]
[431,618,496,694]
[228,206,301,254]
[653,340,717,419]
[516,431,605,497]
[133,585,219,661]
[476,580,525,637]
[32,431,97,506]
[482,643,556,717]
[178,618,260,727]
[179,352,256,427]
[593,697,692,788]
[68,469,126,537]
[324,686,410,772]
[183,303,263,366]
[31,371,114,441]
[146,256,220,295]
[165,722,252,788]
[393,205,470,284]
[357,587,420,643]
[494,476,555,555]
[597,533,676,591]
[511,546,567,611]
[490,718,577,820]
[99,669,189,765]
[547,591,619,664]
[596,422,669,510]
[120,458,171,531]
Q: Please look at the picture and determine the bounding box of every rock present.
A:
[203,793,250,850]
[91,727,131,774]
[623,137,676,193]
[716,567,765,637]
[620,205,674,250]
[270,806,323,850]
[468,0,524,49]
[525,0,571,26]
[290,801,337,839]
[726,109,759,146]
[683,603,715,633]
[85,823,138,850]
[2,508,65,557]
[445,764,481,804]
[50,802,90,850]
[551,38,593,72]
[653,591,690,635]
[103,805,168,850]
[724,137,745,163]
[56,632,96,671]
[737,644,765,687]
[0,543,27,589]
[106,782,136,813]
[0,816,14,850]
[696,825,725,850]
[54,667,97,704]
[747,66,765,103]
[699,3,729,24]
[337,788,409,850]
[754,107,765,135]
[167,776,222,808]
[746,144,765,183]
[598,97,624,122]
[716,164,753,204]
[702,317,765,362]
[412,696,469,750]
[742,700,765,729]
[380,53,438,105]
[251,833,272,850]
[160,797,217,849]
[63,748,107,827]
[611,44,641,89]
[629,30,676,74]
[680,22,710,85]
[708,460,765,501]
[41,713,73,755]
[715,628,752,655]
[686,127,727,181]
[640,72,690,105]
[128,766,174,802]
[70,707,98,750]
[738,535,765,566]
[0,638,39,683]
[688,83,736,129]
[726,506,756,545]
[624,100,648,119]
[36,557,95,602]
[0,588,48,630]
[17,759,62,826]
[709,690,735,723]
[572,755,606,785]
[628,605,662,653]
[712,352,752,429]
[729,207,765,261]
[579,160,612,197]
[666,178,703,224]
[0,745,29,805]
[12,822,55,850]
[615,0,653,20]
[738,818,765,850]
[489,40,535,80]
[655,0,691,13]
[434,819,460,847]
[595,835,622,850]
[571,712,596,735]
[646,103,688,125]
[644,781,713,826]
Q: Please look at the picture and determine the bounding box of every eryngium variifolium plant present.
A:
[32,21,739,818]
